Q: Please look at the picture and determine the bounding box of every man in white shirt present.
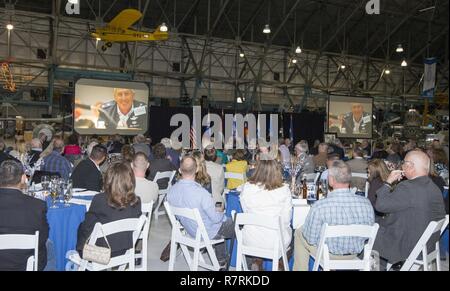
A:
[132,152,159,204]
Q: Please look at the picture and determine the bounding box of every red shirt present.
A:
[64,144,82,155]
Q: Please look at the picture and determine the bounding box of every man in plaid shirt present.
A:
[293,160,374,271]
[42,137,73,181]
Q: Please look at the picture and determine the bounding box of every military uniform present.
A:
[97,100,148,130]
[341,112,372,135]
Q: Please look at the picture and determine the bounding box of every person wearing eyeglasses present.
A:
[373,150,446,269]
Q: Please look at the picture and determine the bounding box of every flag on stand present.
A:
[422,57,437,98]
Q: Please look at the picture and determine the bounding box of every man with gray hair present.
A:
[41,137,73,180]
[96,88,147,130]
[373,150,446,268]
[293,160,374,271]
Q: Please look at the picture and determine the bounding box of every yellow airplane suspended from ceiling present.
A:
[90,9,169,51]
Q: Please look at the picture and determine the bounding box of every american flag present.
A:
[190,126,197,149]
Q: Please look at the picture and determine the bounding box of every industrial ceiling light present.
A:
[292,58,298,64]
[340,64,346,70]
[396,44,404,53]
[401,59,408,67]
[295,46,302,54]
[263,24,271,34]
[384,68,391,75]
[6,24,14,30]
[237,97,243,104]
[160,23,168,32]
[239,52,245,58]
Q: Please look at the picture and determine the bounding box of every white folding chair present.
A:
[66,215,146,271]
[153,171,176,220]
[0,231,39,271]
[234,213,289,271]
[135,201,154,271]
[387,216,449,271]
[164,202,224,271]
[313,223,379,271]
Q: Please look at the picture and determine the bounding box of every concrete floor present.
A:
[146,214,449,271]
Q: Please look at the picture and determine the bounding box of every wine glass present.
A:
[41,175,50,190]
[63,185,73,207]
[50,183,59,209]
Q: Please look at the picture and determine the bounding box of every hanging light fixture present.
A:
[295,46,302,54]
[160,23,168,32]
[6,24,14,30]
[292,58,298,64]
[239,52,245,58]
[340,64,346,70]
[237,97,243,104]
[401,59,408,67]
[384,68,391,75]
[396,44,404,53]
[263,24,271,34]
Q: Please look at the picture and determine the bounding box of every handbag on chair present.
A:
[82,225,111,265]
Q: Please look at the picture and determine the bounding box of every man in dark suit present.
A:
[0,159,49,271]
[373,150,446,267]
[96,88,147,130]
[341,103,372,135]
[71,145,107,192]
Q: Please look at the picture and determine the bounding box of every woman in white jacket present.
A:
[240,159,293,253]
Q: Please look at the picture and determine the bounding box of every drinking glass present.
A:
[41,175,50,190]
[50,184,59,209]
[63,185,73,207]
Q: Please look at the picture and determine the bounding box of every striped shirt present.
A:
[42,150,73,181]
[302,188,374,255]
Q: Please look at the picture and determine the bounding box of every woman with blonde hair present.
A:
[191,151,212,193]
[240,158,293,270]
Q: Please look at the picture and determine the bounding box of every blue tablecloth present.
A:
[46,199,86,271]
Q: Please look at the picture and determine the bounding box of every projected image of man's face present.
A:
[352,103,364,121]
[114,89,135,115]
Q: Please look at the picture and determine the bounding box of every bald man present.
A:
[373,150,446,268]
[167,156,234,269]
[132,152,158,204]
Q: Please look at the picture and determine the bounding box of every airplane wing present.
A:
[107,9,143,30]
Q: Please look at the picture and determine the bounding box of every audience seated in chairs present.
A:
[0,159,49,271]
[240,156,293,270]
[373,150,446,269]
[167,156,234,269]
[132,135,152,160]
[132,152,159,205]
[313,143,329,169]
[293,160,375,271]
[41,137,73,181]
[76,162,142,258]
[71,144,107,192]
